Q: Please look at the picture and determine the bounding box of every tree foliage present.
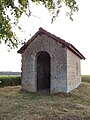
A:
[0,0,78,49]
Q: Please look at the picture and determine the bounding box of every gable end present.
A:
[17,27,85,60]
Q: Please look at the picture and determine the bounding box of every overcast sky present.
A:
[0,0,90,75]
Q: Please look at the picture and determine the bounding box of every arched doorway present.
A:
[37,51,50,92]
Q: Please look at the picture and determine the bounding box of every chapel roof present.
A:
[17,27,85,60]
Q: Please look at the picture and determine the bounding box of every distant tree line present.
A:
[0,71,21,75]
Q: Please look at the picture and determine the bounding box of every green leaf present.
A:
[0,0,78,49]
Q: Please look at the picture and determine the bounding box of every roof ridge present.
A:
[38,27,68,45]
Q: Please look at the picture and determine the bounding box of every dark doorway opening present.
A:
[37,51,50,92]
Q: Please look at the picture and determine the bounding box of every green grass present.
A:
[0,75,21,87]
[81,75,90,83]
[0,82,90,120]
[0,75,90,119]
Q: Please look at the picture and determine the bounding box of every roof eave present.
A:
[68,45,85,60]
[17,30,41,54]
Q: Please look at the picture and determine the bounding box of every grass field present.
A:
[82,75,90,83]
[0,75,21,87]
[0,82,90,120]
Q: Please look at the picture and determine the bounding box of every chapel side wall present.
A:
[67,49,81,93]
[21,34,67,93]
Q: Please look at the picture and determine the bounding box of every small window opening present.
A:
[76,63,78,76]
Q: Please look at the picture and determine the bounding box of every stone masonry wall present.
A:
[21,34,67,93]
[67,49,81,93]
